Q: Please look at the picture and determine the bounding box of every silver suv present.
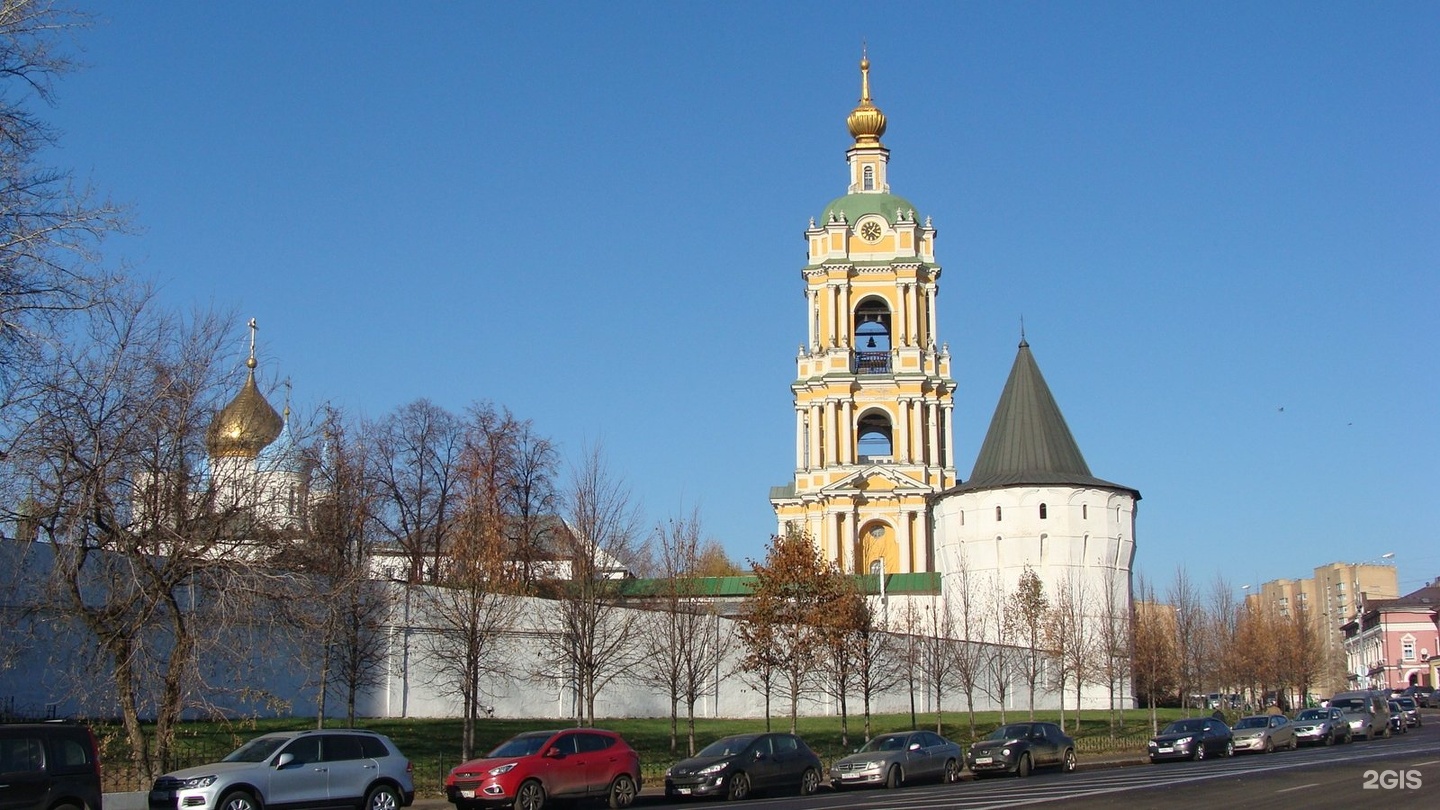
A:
[148,730,414,810]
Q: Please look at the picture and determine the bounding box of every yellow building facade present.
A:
[770,57,957,575]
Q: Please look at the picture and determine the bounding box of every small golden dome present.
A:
[206,366,283,459]
[846,54,887,146]
[206,319,283,459]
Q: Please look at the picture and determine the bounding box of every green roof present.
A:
[820,192,921,226]
[618,572,941,599]
[945,339,1137,497]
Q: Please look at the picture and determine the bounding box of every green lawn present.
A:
[103,707,1188,796]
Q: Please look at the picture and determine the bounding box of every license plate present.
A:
[1158,747,1173,753]
[677,788,691,795]
[975,757,992,765]
[460,791,475,799]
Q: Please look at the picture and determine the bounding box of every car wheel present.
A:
[1194,743,1205,761]
[1224,740,1234,757]
[1016,753,1031,778]
[1063,749,1077,773]
[607,774,637,809]
[515,780,546,810]
[1264,738,1274,754]
[943,758,960,784]
[800,768,819,796]
[726,771,750,802]
[365,785,399,810]
[884,764,901,789]
[220,791,260,810]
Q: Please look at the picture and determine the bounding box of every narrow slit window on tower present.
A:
[1082,504,1088,520]
[1039,503,1048,520]
[863,165,875,191]
[995,505,1002,521]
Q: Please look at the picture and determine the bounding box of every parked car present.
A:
[1291,707,1352,746]
[445,729,639,810]
[0,722,104,810]
[1148,717,1233,762]
[1229,715,1295,754]
[150,729,413,810]
[663,732,821,801]
[1387,701,1409,735]
[1400,685,1435,708]
[1393,697,1422,728]
[966,722,1076,778]
[1330,691,1390,740]
[829,731,961,790]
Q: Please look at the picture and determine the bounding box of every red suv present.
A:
[444,729,639,810]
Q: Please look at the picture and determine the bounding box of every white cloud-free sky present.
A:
[45,2,1438,591]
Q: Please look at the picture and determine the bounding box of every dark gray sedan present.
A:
[967,722,1077,777]
[829,731,962,790]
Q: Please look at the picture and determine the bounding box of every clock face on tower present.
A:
[859,220,883,242]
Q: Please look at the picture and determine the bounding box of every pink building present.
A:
[1341,583,1440,691]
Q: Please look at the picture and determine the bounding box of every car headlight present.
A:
[488,763,517,776]
[1174,736,1193,746]
[179,776,217,790]
[697,762,728,775]
[1001,747,1011,756]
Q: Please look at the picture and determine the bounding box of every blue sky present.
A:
[46,2,1438,591]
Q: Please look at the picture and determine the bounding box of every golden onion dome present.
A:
[846,54,887,146]
[206,328,284,459]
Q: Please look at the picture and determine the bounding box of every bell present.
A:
[866,336,877,349]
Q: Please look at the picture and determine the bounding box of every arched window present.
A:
[1082,504,1088,520]
[996,505,1002,521]
[856,411,894,462]
[870,559,883,576]
[853,298,892,372]
[863,165,875,191]
[1039,503,1048,520]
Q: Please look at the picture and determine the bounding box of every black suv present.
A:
[0,722,104,810]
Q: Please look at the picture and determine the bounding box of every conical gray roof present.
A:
[945,339,1137,496]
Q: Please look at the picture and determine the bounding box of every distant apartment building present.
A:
[1248,562,1399,694]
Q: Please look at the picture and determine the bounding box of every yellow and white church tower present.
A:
[770,56,957,575]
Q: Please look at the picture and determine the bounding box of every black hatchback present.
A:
[0,723,104,810]
[664,733,822,801]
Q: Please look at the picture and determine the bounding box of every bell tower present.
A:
[770,54,957,575]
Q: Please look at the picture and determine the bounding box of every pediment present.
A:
[821,465,928,495]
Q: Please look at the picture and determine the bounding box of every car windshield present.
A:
[486,734,551,758]
[1331,698,1365,713]
[698,736,756,758]
[1161,720,1206,734]
[986,725,1030,741]
[223,737,289,763]
[859,735,907,753]
[1295,709,1328,721]
[1397,699,1416,709]
[1233,717,1268,730]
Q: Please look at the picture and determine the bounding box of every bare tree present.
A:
[982,574,1017,723]
[847,594,901,742]
[0,290,286,780]
[947,553,989,739]
[536,445,643,726]
[917,601,959,734]
[1047,572,1095,732]
[1096,568,1131,735]
[369,400,462,584]
[816,578,865,747]
[1167,567,1204,711]
[0,0,126,386]
[501,420,558,591]
[1011,566,1049,719]
[285,406,390,726]
[633,509,731,754]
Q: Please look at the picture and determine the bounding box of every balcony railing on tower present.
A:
[852,350,890,374]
